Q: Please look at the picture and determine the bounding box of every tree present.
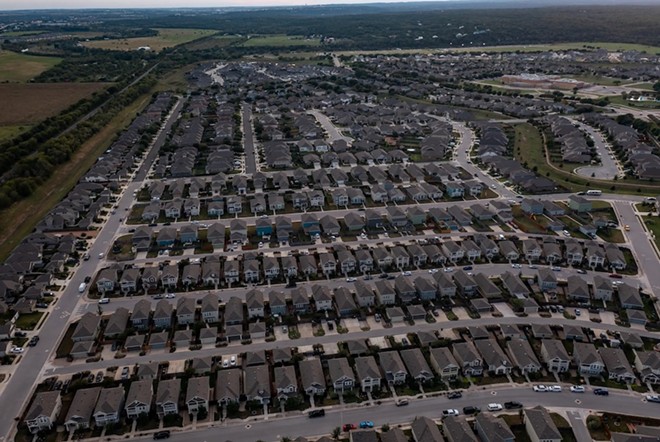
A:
[332,427,341,439]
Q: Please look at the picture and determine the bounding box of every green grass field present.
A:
[0,125,29,142]
[0,50,62,82]
[607,95,660,109]
[82,28,217,51]
[241,35,321,47]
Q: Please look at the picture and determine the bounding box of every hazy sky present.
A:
[4,0,457,11]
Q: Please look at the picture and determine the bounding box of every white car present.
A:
[346,277,357,282]
[549,385,562,392]
[165,293,175,299]
[511,264,521,269]
[403,271,412,276]
[645,395,660,403]
[230,356,236,366]
[444,267,454,273]
[222,360,229,368]
[428,269,438,274]
[10,347,24,354]
[570,385,585,393]
[487,403,503,411]
[442,409,460,417]
[98,298,110,304]
[533,385,547,392]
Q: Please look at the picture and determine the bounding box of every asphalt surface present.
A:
[242,103,257,175]
[128,386,654,442]
[573,120,620,180]
[308,109,353,145]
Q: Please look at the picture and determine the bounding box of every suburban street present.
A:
[573,120,621,180]
[0,98,186,441]
[126,387,655,442]
[242,103,257,175]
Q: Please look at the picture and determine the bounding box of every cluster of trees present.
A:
[0,77,156,209]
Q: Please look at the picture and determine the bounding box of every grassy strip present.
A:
[643,216,660,251]
[513,123,660,195]
[0,93,152,261]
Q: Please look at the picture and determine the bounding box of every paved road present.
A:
[127,387,653,442]
[308,109,353,145]
[573,120,621,180]
[566,410,592,442]
[0,98,185,442]
[242,103,257,175]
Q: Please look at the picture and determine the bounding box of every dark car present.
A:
[153,431,171,440]
[84,276,91,283]
[609,273,622,279]
[504,401,523,409]
[379,273,389,279]
[462,266,473,271]
[594,388,609,396]
[462,406,480,415]
[447,391,462,399]
[14,331,27,338]
[308,409,325,418]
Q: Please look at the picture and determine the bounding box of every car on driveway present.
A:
[570,385,585,393]
[359,421,374,429]
[442,409,460,417]
[533,385,547,392]
[10,347,24,354]
[504,401,523,409]
[447,391,462,399]
[487,403,503,411]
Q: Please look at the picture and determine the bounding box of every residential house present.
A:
[327,358,355,393]
[593,275,613,301]
[268,290,288,316]
[93,386,125,427]
[64,387,101,432]
[524,406,562,442]
[475,413,514,442]
[411,416,444,442]
[354,280,376,307]
[25,391,62,434]
[72,312,101,343]
[200,293,219,323]
[429,347,460,380]
[444,416,479,442]
[600,347,636,383]
[354,356,382,392]
[475,339,512,375]
[379,351,408,385]
[156,378,181,417]
[216,369,242,405]
[452,341,483,376]
[153,299,173,329]
[125,380,153,419]
[245,365,271,404]
[634,351,660,385]
[374,279,396,305]
[573,342,605,376]
[131,299,152,330]
[176,297,196,325]
[186,376,210,414]
[540,339,570,373]
[274,365,298,400]
[400,348,434,383]
[507,339,542,374]
[299,358,326,396]
[567,275,590,303]
[246,289,265,319]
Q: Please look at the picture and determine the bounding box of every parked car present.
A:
[84,276,91,283]
[570,385,585,393]
[645,395,660,403]
[10,347,24,354]
[359,421,374,429]
[308,409,326,418]
[442,409,460,417]
[594,388,609,396]
[504,401,523,409]
[121,367,129,380]
[153,431,171,440]
[533,385,547,392]
[395,399,409,407]
[549,385,562,392]
[447,391,462,399]
[487,403,503,411]
[609,273,623,279]
[343,424,357,432]
[462,266,473,271]
[462,406,480,415]
[576,269,587,274]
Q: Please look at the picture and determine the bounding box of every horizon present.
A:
[1,0,656,12]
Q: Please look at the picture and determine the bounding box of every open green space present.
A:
[0,50,62,82]
[514,122,660,195]
[0,92,153,261]
[240,34,321,47]
[0,125,30,143]
[82,28,217,51]
[643,216,660,251]
[607,95,660,109]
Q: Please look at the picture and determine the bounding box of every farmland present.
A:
[240,34,321,48]
[0,50,62,82]
[81,28,217,51]
[0,83,109,126]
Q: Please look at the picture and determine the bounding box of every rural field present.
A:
[240,34,321,47]
[0,126,29,142]
[0,50,62,82]
[81,28,217,51]
[0,83,109,125]
[184,34,243,50]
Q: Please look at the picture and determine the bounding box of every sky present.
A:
[2,0,464,11]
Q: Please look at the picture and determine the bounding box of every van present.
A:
[78,283,87,293]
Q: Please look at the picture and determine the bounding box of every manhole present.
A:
[491,391,497,395]
[245,424,252,429]
[575,400,581,405]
